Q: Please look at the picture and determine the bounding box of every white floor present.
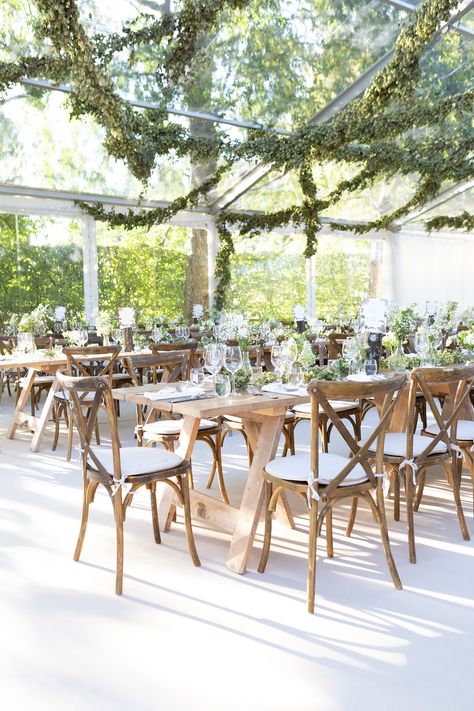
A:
[1,390,474,711]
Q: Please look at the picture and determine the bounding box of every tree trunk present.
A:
[184,228,209,317]
[184,33,217,320]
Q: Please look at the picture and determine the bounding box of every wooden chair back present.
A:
[63,345,121,385]
[307,374,407,499]
[56,371,121,488]
[0,337,13,355]
[123,352,187,386]
[405,365,474,464]
[149,341,197,378]
[327,332,349,359]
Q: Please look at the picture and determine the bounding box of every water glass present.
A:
[364,359,378,377]
[190,367,205,386]
[215,373,231,398]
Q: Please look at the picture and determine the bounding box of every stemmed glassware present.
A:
[75,329,89,347]
[281,340,298,379]
[204,343,225,394]
[224,345,243,396]
[271,345,284,379]
[342,337,360,374]
[151,327,162,343]
[415,331,430,366]
[176,324,190,340]
[111,328,123,346]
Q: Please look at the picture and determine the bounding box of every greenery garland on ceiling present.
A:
[0,0,473,309]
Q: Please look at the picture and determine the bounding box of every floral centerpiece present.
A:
[95,311,114,342]
[18,304,53,336]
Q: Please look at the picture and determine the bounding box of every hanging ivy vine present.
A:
[0,0,472,309]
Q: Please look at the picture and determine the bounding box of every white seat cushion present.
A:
[425,419,474,441]
[265,452,369,487]
[19,375,54,385]
[54,390,96,402]
[293,400,359,416]
[362,432,447,457]
[89,445,183,476]
[143,418,217,437]
[225,410,295,424]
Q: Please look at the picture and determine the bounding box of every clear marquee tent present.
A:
[0,0,473,323]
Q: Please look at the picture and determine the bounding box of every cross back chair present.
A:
[149,341,198,379]
[258,373,407,614]
[363,365,474,564]
[52,345,121,460]
[56,371,200,595]
[124,353,228,504]
[424,381,474,519]
[0,336,14,400]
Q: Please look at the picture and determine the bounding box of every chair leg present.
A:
[213,432,229,505]
[320,423,329,453]
[73,480,97,561]
[393,467,400,521]
[66,407,74,462]
[179,474,201,567]
[404,468,416,564]
[307,496,319,614]
[374,485,403,590]
[326,506,334,558]
[413,468,426,512]
[52,402,61,451]
[354,411,362,441]
[113,492,125,595]
[258,481,273,574]
[149,483,161,544]
[94,419,100,445]
[289,423,296,455]
[345,497,358,537]
[443,460,470,541]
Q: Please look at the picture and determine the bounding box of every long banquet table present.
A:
[0,351,138,451]
[111,382,308,575]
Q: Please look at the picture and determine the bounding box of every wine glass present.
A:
[342,337,360,373]
[179,324,190,340]
[75,329,88,347]
[415,332,430,366]
[271,345,284,379]
[111,328,123,346]
[225,345,243,396]
[204,343,224,394]
[281,340,298,377]
[151,327,161,343]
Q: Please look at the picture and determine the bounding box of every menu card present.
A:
[118,307,135,327]
[293,304,306,322]
[192,304,204,319]
[54,306,66,321]
[360,298,387,334]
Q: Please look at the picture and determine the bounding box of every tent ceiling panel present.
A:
[72,0,409,132]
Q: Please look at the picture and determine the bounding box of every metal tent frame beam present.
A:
[380,0,474,40]
[209,0,474,214]
[0,183,212,229]
[19,78,292,136]
[395,179,474,225]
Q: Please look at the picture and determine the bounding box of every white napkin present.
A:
[144,386,203,401]
[262,382,307,397]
